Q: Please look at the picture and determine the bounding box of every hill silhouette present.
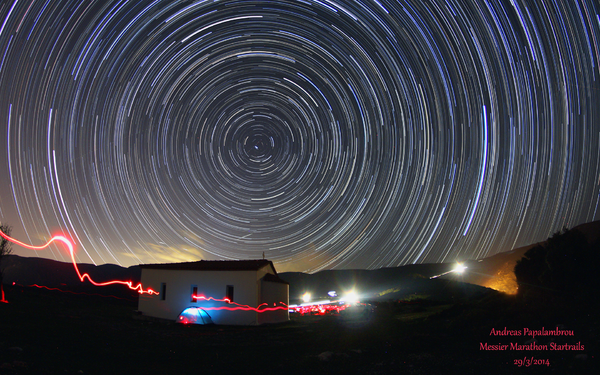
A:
[3,253,491,303]
[441,220,600,294]
[2,255,142,300]
[280,264,494,304]
[2,219,599,301]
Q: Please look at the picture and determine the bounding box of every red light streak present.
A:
[200,305,288,312]
[0,229,158,297]
[1,284,7,303]
[191,294,289,312]
[0,228,292,312]
[289,303,350,315]
[192,295,231,303]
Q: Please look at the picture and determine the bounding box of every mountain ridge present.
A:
[3,220,598,301]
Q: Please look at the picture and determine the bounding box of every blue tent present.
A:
[177,307,214,325]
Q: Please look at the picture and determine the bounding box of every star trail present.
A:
[0,0,599,272]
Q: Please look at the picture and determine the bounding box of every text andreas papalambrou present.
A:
[480,327,584,351]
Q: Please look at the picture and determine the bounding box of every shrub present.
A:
[514,227,600,304]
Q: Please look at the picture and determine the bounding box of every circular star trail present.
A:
[1,0,599,272]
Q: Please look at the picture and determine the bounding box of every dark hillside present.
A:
[3,220,599,300]
[280,264,493,303]
[2,255,140,300]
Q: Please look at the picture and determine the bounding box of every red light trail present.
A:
[289,303,351,315]
[0,229,308,315]
[190,294,354,315]
[0,228,288,313]
[0,229,158,300]
[191,294,289,312]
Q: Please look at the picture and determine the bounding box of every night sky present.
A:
[0,0,599,273]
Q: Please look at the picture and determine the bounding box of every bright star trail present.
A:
[0,0,599,273]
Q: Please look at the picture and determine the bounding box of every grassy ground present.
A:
[0,285,597,375]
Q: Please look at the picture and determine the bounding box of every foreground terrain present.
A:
[0,284,596,375]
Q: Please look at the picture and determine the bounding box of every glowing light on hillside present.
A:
[430,262,469,279]
[302,292,311,303]
[453,263,467,274]
[341,290,359,303]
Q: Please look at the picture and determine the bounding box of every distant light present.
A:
[302,292,311,303]
[453,263,467,274]
[341,290,358,303]
[328,291,337,297]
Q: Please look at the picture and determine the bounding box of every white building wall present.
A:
[138,269,260,325]
[258,280,289,325]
